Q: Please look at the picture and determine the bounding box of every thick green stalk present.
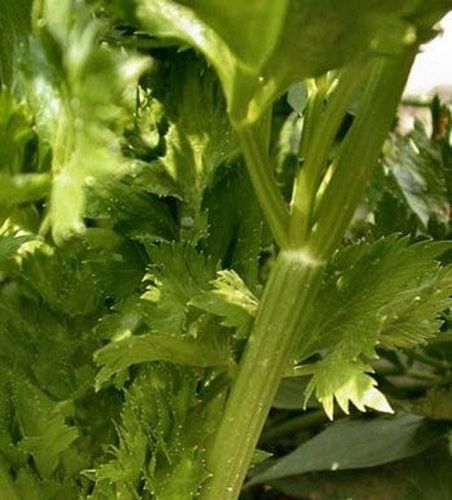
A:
[201,250,324,500]
[202,48,418,500]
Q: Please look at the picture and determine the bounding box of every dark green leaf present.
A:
[0,0,32,85]
[384,120,451,231]
[250,413,448,484]
[204,164,264,289]
[269,441,452,500]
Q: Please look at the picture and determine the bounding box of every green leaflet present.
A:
[85,176,178,244]
[21,231,144,317]
[141,242,216,333]
[95,294,148,342]
[385,120,451,232]
[190,269,258,339]
[203,164,264,289]
[94,328,235,388]
[301,237,452,356]
[93,364,222,499]
[2,368,78,480]
[0,228,133,497]
[306,359,393,420]
[298,237,452,418]
[147,52,239,241]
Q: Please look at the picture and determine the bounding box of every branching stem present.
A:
[202,48,417,500]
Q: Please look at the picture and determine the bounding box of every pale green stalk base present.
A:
[200,251,324,500]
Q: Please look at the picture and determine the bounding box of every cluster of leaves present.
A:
[359,96,452,239]
[0,1,263,497]
[0,1,451,499]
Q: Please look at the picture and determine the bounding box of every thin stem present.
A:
[427,332,452,344]
[409,350,449,373]
[295,79,325,171]
[238,123,290,249]
[200,251,324,500]
[406,370,438,381]
[290,61,369,246]
[309,49,416,259]
[401,97,432,108]
[260,410,325,444]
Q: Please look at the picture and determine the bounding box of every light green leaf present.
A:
[297,237,452,417]
[29,0,149,244]
[305,357,393,420]
[133,0,269,118]
[190,270,258,338]
[137,0,450,122]
[11,372,78,479]
[142,242,216,333]
[94,329,235,388]
[94,364,221,499]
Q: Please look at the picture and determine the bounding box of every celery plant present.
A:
[0,1,451,499]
